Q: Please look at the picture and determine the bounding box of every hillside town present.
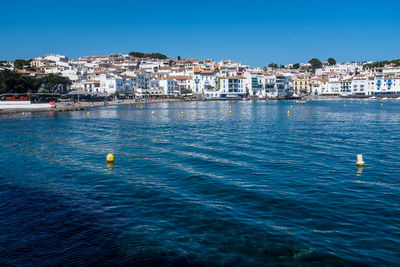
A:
[1,53,400,100]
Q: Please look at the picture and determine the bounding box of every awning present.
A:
[67,90,93,95]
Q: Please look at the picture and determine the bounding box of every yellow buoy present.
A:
[360,101,362,104]
[344,104,346,107]
[87,112,90,116]
[356,154,365,167]
[140,106,143,109]
[380,103,383,106]
[22,112,25,116]
[290,105,293,108]
[181,111,184,115]
[287,110,290,115]
[229,105,232,109]
[229,110,232,115]
[106,154,114,163]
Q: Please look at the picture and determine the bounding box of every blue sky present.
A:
[1,0,399,67]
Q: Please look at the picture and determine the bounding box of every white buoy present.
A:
[356,154,365,167]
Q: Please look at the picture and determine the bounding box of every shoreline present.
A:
[1,95,398,114]
[0,98,180,114]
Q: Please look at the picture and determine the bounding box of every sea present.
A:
[0,100,399,266]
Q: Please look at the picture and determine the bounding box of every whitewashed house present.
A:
[193,67,219,93]
[374,76,400,95]
[99,74,125,94]
[219,76,247,99]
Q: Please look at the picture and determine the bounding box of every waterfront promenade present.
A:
[0,98,180,113]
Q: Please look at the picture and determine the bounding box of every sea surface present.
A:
[0,100,399,266]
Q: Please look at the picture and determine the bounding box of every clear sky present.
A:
[1,0,399,67]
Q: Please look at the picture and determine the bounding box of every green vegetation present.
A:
[128,51,168,59]
[363,59,400,70]
[177,56,181,60]
[40,74,71,92]
[327,58,336,66]
[0,70,40,93]
[181,88,192,94]
[14,59,30,70]
[292,63,300,69]
[268,63,278,68]
[308,58,322,72]
[0,70,70,94]
[25,66,36,72]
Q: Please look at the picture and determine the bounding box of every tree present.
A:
[39,74,71,92]
[129,51,168,60]
[181,88,192,94]
[177,56,181,60]
[308,58,322,71]
[268,63,278,68]
[26,66,36,72]
[292,63,300,69]
[363,58,400,69]
[129,51,146,58]
[280,64,285,69]
[14,59,29,70]
[0,69,41,93]
[148,53,168,60]
[327,58,336,66]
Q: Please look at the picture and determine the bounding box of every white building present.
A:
[374,76,400,95]
[157,78,178,96]
[219,76,247,99]
[264,75,293,98]
[351,77,373,96]
[193,67,219,93]
[99,74,125,94]
[42,54,69,63]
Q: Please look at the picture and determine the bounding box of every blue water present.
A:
[0,100,399,266]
